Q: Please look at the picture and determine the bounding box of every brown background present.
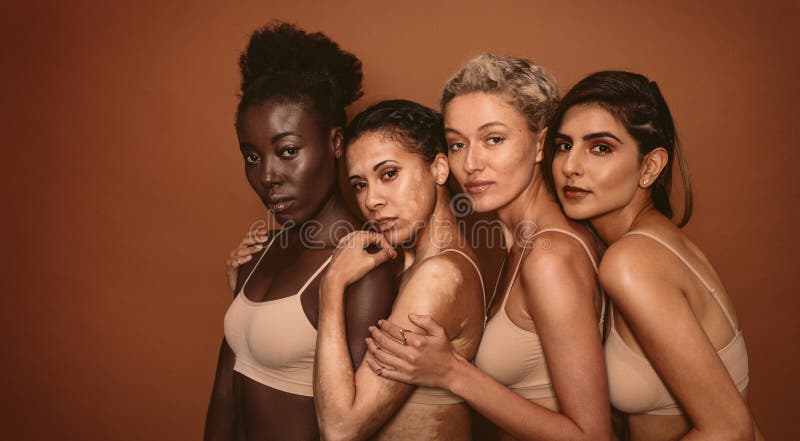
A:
[3,0,798,439]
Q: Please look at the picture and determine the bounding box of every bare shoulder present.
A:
[518,231,597,295]
[400,253,464,303]
[599,235,675,305]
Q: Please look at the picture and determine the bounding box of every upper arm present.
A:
[343,258,466,435]
[519,238,609,430]
[599,242,750,430]
[343,259,398,367]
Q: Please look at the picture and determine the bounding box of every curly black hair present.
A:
[344,99,445,162]
[236,21,363,130]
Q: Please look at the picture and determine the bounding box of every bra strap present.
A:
[440,249,487,313]
[531,228,606,334]
[240,228,288,293]
[295,255,333,296]
[624,231,737,331]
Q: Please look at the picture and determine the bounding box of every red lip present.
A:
[266,195,294,212]
[562,185,591,199]
[464,180,494,195]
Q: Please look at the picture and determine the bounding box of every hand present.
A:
[226,224,269,292]
[365,314,464,389]
[323,231,397,290]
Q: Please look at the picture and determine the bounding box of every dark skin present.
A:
[204,100,397,441]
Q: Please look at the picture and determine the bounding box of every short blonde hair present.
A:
[441,54,559,131]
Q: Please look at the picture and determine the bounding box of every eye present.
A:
[381,169,398,181]
[555,142,571,153]
[279,146,300,159]
[351,181,367,191]
[590,144,612,154]
[486,136,504,146]
[244,153,260,164]
[449,141,466,152]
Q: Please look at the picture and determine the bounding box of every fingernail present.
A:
[368,326,376,332]
[377,320,384,325]
[254,245,262,250]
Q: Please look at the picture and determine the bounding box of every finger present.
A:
[365,357,412,384]
[376,319,411,344]
[408,313,448,338]
[234,244,263,257]
[370,325,411,357]
[366,338,414,371]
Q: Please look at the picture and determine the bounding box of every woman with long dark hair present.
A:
[543,70,763,440]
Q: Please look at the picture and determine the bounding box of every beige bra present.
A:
[605,231,749,416]
[474,228,602,400]
[406,248,486,405]
[224,229,331,396]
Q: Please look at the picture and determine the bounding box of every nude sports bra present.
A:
[605,231,749,416]
[224,229,331,396]
[475,228,604,400]
[406,248,486,405]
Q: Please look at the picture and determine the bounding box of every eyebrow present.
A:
[271,131,301,143]
[348,159,399,180]
[554,132,623,143]
[584,131,623,143]
[478,121,509,131]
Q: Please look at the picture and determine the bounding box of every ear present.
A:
[640,147,668,188]
[430,153,450,185]
[534,128,547,164]
[329,127,344,159]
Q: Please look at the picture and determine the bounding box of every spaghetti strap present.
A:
[440,249,487,313]
[295,255,333,296]
[531,228,606,332]
[624,231,737,331]
[240,229,288,293]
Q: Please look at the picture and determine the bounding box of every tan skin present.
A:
[551,103,763,441]
[368,93,611,441]
[204,101,396,441]
[314,133,485,441]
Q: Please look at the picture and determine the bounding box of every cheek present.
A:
[593,158,640,204]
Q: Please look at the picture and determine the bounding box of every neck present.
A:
[590,194,656,245]
[494,166,562,251]
[291,191,354,248]
[402,187,460,268]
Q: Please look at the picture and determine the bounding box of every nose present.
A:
[561,148,583,178]
[463,144,485,175]
[365,184,386,212]
[261,158,282,188]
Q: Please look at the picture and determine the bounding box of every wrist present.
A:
[320,273,347,298]
[443,354,471,393]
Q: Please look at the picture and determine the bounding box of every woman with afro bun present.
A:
[205,22,396,441]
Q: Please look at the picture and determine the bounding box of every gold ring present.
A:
[399,329,409,345]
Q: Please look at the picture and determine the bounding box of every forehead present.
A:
[237,101,320,141]
[444,92,525,131]
[345,132,424,174]
[559,104,625,135]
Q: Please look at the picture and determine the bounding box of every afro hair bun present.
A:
[238,21,363,113]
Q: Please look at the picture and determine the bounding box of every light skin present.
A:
[205,101,396,441]
[369,92,611,441]
[552,103,761,441]
[314,133,484,441]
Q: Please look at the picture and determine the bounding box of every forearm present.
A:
[448,358,601,441]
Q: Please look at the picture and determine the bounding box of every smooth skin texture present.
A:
[552,103,763,441]
[205,101,396,441]
[314,135,485,441]
[369,93,611,441]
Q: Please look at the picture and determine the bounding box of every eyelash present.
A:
[381,169,398,181]
[449,142,466,152]
[279,146,300,159]
[244,153,260,164]
[590,144,612,154]
[486,136,504,145]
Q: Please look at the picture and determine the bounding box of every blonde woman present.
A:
[368,55,612,441]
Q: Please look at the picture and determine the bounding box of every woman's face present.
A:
[444,92,541,213]
[237,101,338,225]
[551,103,642,221]
[346,132,440,246]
